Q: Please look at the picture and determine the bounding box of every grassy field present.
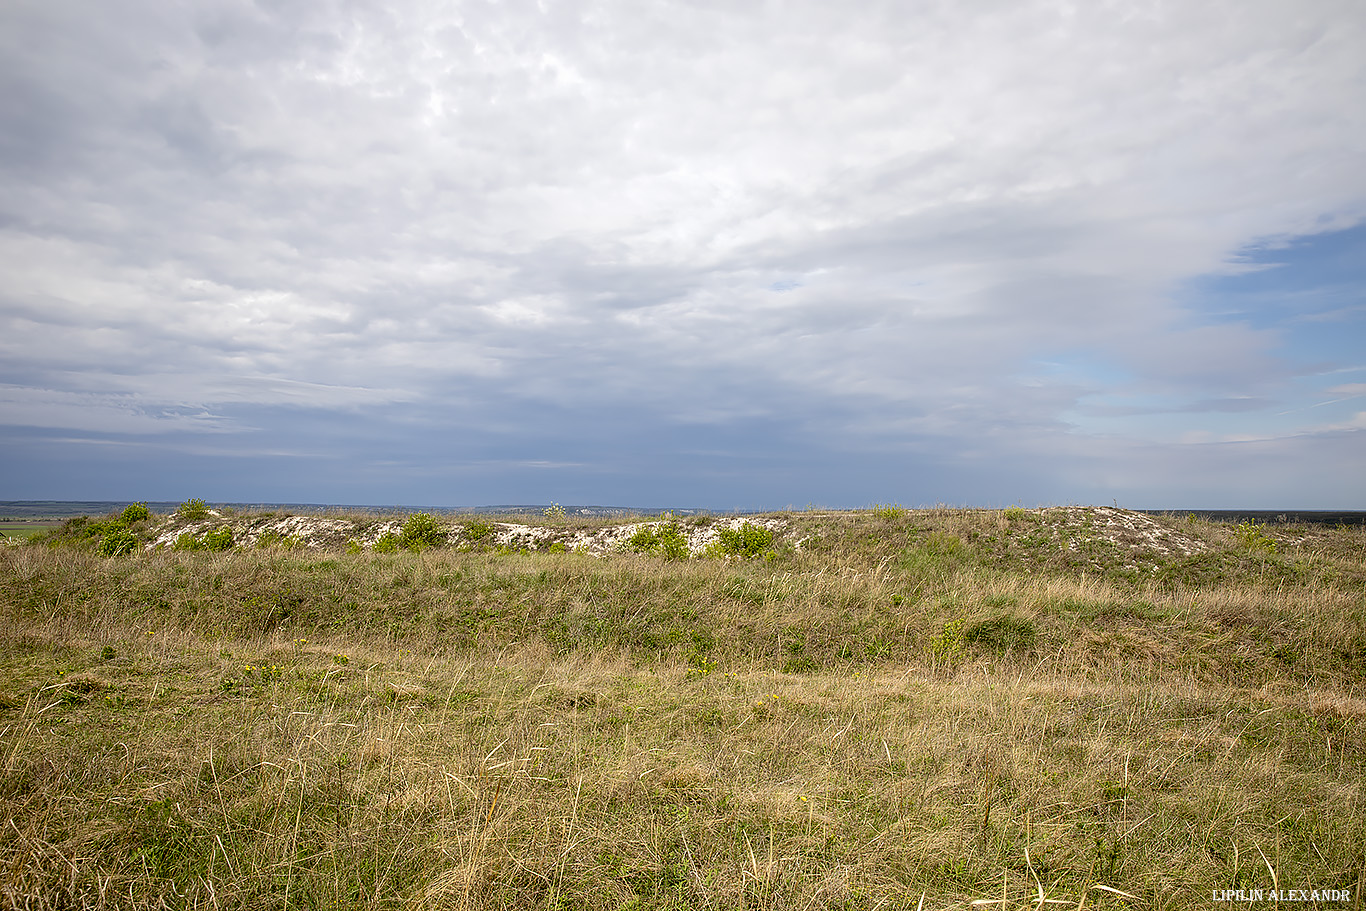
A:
[0,520,62,541]
[1,506,1363,909]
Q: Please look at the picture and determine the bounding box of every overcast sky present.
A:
[2,0,1363,509]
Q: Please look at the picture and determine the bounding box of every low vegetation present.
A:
[1,504,1363,909]
[625,520,691,559]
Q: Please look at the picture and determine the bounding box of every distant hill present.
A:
[2,501,1363,525]
[0,501,734,520]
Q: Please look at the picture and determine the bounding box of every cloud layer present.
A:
[2,0,1364,507]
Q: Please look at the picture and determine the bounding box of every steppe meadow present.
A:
[2,503,1362,909]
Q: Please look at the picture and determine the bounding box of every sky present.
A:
[1,0,1364,510]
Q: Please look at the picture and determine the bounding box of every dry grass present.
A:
[2,508,1363,909]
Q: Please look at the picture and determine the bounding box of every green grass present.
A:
[1,507,1364,909]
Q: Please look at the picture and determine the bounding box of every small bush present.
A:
[120,503,151,524]
[657,524,690,560]
[203,527,234,552]
[464,520,496,543]
[548,542,568,554]
[98,528,139,557]
[401,512,445,550]
[626,525,657,551]
[627,521,689,560]
[48,515,125,547]
[543,502,568,521]
[256,530,302,550]
[872,504,907,520]
[52,516,92,541]
[177,498,210,520]
[712,522,774,558]
[373,533,400,554]
[1004,506,1031,523]
[1235,520,1277,554]
[172,532,203,552]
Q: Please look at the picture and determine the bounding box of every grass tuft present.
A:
[176,497,210,520]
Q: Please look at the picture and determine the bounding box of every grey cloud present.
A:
[1,0,1364,504]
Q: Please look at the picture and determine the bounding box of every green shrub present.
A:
[1004,506,1031,523]
[548,542,568,554]
[543,502,568,521]
[712,522,774,558]
[53,515,120,545]
[463,520,496,542]
[626,525,657,551]
[401,512,445,549]
[373,533,400,554]
[52,516,93,541]
[657,525,690,560]
[120,503,151,524]
[177,498,210,520]
[203,527,234,552]
[1235,520,1277,554]
[172,533,203,552]
[627,521,689,560]
[255,530,302,550]
[98,528,139,557]
[871,504,907,520]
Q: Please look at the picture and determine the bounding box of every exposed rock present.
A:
[1042,506,1208,558]
[144,512,789,556]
